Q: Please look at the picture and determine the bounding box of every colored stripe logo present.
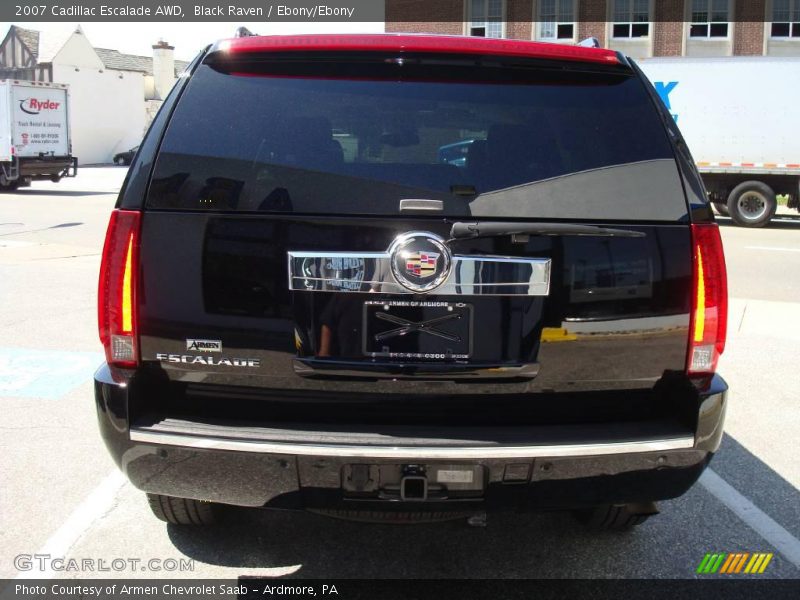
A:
[696,552,773,574]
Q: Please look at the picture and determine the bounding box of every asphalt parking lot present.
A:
[1,167,799,580]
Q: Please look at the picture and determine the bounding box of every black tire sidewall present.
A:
[573,504,652,531]
[146,493,217,525]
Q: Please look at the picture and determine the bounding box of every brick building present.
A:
[386,0,800,58]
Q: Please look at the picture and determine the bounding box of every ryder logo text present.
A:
[19,98,61,115]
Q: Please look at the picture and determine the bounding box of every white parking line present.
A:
[745,246,800,253]
[700,469,800,568]
[15,471,126,580]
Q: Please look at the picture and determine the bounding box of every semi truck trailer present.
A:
[639,57,800,227]
[0,79,77,190]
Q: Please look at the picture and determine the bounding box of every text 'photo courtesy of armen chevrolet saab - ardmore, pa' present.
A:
[1,0,800,598]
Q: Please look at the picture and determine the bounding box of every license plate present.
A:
[363,300,473,359]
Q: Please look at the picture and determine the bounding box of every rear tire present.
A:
[0,175,19,191]
[573,502,658,531]
[146,493,218,525]
[727,181,776,228]
[115,157,125,166]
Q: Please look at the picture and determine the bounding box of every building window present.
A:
[771,0,800,37]
[612,0,650,38]
[469,0,504,38]
[539,0,575,40]
[690,0,730,38]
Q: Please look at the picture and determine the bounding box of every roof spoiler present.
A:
[209,34,622,66]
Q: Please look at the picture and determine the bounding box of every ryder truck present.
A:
[640,57,800,227]
[0,79,77,190]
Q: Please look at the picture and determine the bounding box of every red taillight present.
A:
[215,34,621,65]
[98,209,141,367]
[687,223,728,377]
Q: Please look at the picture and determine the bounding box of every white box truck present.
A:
[0,79,77,191]
[638,57,800,227]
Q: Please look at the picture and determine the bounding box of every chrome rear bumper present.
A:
[129,428,695,459]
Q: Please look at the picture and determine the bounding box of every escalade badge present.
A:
[389,232,451,293]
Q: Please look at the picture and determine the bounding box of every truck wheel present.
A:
[115,157,125,166]
[727,181,776,227]
[573,502,658,531]
[146,493,218,525]
[712,202,729,216]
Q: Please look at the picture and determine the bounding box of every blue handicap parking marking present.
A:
[0,348,104,399]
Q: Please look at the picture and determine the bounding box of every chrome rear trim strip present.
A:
[288,251,551,296]
[130,430,695,459]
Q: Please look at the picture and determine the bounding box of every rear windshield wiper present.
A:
[450,221,646,240]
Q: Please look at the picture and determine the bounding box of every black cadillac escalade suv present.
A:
[95,34,728,529]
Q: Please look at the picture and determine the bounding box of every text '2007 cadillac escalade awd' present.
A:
[95,34,728,530]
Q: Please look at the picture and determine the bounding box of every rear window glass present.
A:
[147,61,686,220]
